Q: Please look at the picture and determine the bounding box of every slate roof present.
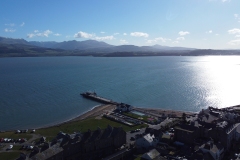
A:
[30,143,63,160]
[200,141,223,154]
[142,149,160,160]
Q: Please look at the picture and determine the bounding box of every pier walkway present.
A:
[80,92,118,105]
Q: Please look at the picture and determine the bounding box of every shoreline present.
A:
[35,104,115,130]
[36,105,197,130]
[1,105,197,133]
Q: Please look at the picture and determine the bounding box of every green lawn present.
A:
[0,152,20,160]
[0,132,32,140]
[37,117,148,137]
[134,154,142,160]
[12,145,23,151]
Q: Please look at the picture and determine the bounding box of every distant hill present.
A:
[0,36,240,57]
[0,36,29,45]
[29,40,113,50]
[28,41,58,48]
[151,44,195,51]
[0,36,196,53]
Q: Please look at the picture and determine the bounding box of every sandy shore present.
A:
[69,104,116,122]
[135,107,196,117]
[35,105,196,130]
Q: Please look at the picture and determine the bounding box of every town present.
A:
[1,93,240,160]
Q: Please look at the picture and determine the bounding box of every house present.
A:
[29,143,64,160]
[141,149,160,160]
[235,124,240,141]
[116,103,133,112]
[29,126,126,160]
[199,141,224,160]
[135,133,158,149]
[174,124,199,144]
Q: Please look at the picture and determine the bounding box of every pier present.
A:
[80,92,118,105]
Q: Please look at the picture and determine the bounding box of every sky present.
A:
[1,0,240,49]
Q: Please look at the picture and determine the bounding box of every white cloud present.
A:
[146,37,171,44]
[123,33,127,36]
[66,35,71,38]
[114,32,119,35]
[5,23,15,27]
[155,37,171,42]
[215,34,219,36]
[146,39,157,43]
[228,28,240,34]
[176,37,185,41]
[130,32,149,38]
[228,39,240,45]
[172,41,179,44]
[27,33,35,38]
[54,33,61,36]
[4,28,16,32]
[38,30,52,37]
[27,30,53,38]
[95,36,114,40]
[20,22,25,27]
[120,39,128,44]
[179,31,190,36]
[234,14,240,23]
[74,31,94,38]
[206,30,213,33]
[235,35,240,38]
[100,31,105,34]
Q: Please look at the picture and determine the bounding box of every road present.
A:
[126,128,146,147]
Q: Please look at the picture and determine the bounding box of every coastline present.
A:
[1,105,196,132]
[34,104,116,130]
[36,105,195,130]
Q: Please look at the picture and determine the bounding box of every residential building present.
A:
[135,133,158,149]
[116,103,133,112]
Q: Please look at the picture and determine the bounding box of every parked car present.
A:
[135,129,140,132]
[130,137,135,141]
[16,130,21,134]
[7,145,13,150]
[28,146,34,150]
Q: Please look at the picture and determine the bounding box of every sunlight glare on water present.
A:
[202,56,240,108]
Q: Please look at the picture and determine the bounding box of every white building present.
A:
[141,149,160,160]
[135,134,158,149]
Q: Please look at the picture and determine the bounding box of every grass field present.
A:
[0,117,148,160]
[1,117,148,143]
[36,117,148,138]
[0,132,32,140]
[0,152,20,160]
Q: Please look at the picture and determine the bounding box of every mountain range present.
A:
[0,36,240,57]
[0,36,195,52]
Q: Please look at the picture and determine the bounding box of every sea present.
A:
[1,56,240,131]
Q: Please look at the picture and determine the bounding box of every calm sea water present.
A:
[1,56,240,131]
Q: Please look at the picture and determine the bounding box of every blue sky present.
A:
[1,0,240,49]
